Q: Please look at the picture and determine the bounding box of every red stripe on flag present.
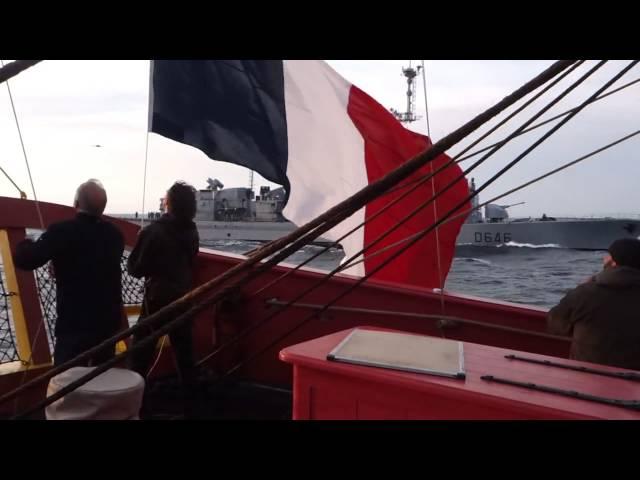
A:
[347,85,470,288]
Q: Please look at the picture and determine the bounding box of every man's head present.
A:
[74,179,107,216]
[604,238,640,270]
[165,181,197,222]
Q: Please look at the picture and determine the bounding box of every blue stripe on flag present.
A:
[150,60,290,192]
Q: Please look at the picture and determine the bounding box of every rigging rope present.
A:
[421,60,432,138]
[140,60,154,229]
[456,76,640,163]
[421,60,445,315]
[0,165,26,199]
[140,133,151,229]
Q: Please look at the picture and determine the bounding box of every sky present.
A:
[0,60,638,218]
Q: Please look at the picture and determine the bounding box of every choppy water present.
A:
[200,240,604,309]
[448,244,602,308]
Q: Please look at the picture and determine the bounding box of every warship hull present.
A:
[195,220,336,246]
[124,217,640,251]
[458,218,640,250]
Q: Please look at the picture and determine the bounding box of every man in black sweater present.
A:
[14,179,125,366]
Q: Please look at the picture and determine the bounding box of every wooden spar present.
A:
[0,60,42,85]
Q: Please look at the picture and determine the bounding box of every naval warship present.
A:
[458,179,640,250]
[163,178,335,246]
[180,177,640,251]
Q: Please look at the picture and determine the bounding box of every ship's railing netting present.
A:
[0,268,20,364]
[34,251,144,352]
[120,251,145,306]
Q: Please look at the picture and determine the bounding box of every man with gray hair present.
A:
[14,179,126,366]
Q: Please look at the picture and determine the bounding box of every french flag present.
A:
[149,60,470,288]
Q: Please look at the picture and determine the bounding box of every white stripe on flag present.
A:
[282,60,367,276]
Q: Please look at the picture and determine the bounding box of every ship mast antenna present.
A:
[390,60,423,124]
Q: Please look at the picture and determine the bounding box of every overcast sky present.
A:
[1,60,638,218]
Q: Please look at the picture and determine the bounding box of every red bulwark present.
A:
[279,327,640,420]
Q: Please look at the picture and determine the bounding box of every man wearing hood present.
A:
[548,238,640,370]
[127,181,200,409]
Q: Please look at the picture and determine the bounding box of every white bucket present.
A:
[46,367,145,420]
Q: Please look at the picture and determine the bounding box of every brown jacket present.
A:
[547,266,640,370]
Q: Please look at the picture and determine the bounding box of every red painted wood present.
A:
[280,327,640,420]
[0,196,140,244]
[0,368,48,418]
[194,253,566,386]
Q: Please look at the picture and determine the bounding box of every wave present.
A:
[202,240,260,248]
[501,241,562,249]
[457,241,562,249]
[455,257,492,266]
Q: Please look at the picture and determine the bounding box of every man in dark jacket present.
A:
[547,238,640,370]
[127,181,200,395]
[14,179,125,366]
